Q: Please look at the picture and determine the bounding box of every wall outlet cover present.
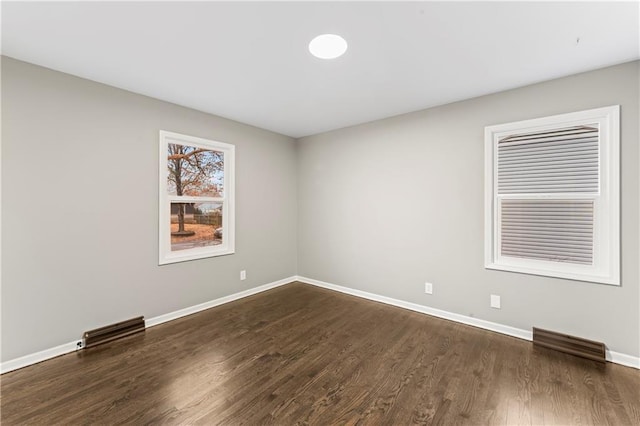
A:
[490,294,501,309]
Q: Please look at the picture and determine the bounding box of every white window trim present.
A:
[484,106,620,285]
[159,131,235,265]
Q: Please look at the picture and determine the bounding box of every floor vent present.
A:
[533,327,605,363]
[83,316,145,349]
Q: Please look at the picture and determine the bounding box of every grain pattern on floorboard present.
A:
[1,282,639,425]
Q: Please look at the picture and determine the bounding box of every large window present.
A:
[484,106,619,285]
[159,131,235,265]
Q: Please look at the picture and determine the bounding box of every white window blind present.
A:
[500,199,594,265]
[497,125,597,266]
[485,106,620,285]
[497,126,599,194]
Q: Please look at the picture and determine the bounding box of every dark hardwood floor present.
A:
[1,282,639,425]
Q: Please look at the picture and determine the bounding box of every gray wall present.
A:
[1,57,298,362]
[297,61,640,357]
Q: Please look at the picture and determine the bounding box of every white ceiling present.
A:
[2,1,639,138]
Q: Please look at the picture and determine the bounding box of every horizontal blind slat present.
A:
[501,211,593,218]
[501,187,594,194]
[498,158,600,171]
[498,143,598,158]
[500,132,597,145]
[501,250,593,264]
[499,179,599,187]
[498,153,598,166]
[503,224,592,230]
[499,168,598,177]
[501,227,594,236]
[502,235,593,243]
[499,139,598,151]
[501,246,593,257]
[503,225,592,231]
[501,203,594,207]
[501,239,593,252]
[500,126,597,144]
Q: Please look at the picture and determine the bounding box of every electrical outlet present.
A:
[240,270,247,281]
[490,294,501,309]
[425,282,433,294]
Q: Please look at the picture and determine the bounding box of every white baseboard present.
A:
[145,276,294,328]
[0,340,80,375]
[0,276,295,374]
[607,350,640,369]
[295,275,640,370]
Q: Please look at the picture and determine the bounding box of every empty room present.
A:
[1,1,639,425]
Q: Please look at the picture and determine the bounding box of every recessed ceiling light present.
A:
[309,34,348,59]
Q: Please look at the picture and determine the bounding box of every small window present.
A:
[484,106,619,285]
[159,131,235,265]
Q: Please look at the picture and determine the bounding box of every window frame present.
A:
[484,106,620,285]
[159,130,235,265]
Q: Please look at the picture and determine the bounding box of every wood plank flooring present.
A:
[1,282,639,425]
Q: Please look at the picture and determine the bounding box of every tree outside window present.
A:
[160,131,235,264]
